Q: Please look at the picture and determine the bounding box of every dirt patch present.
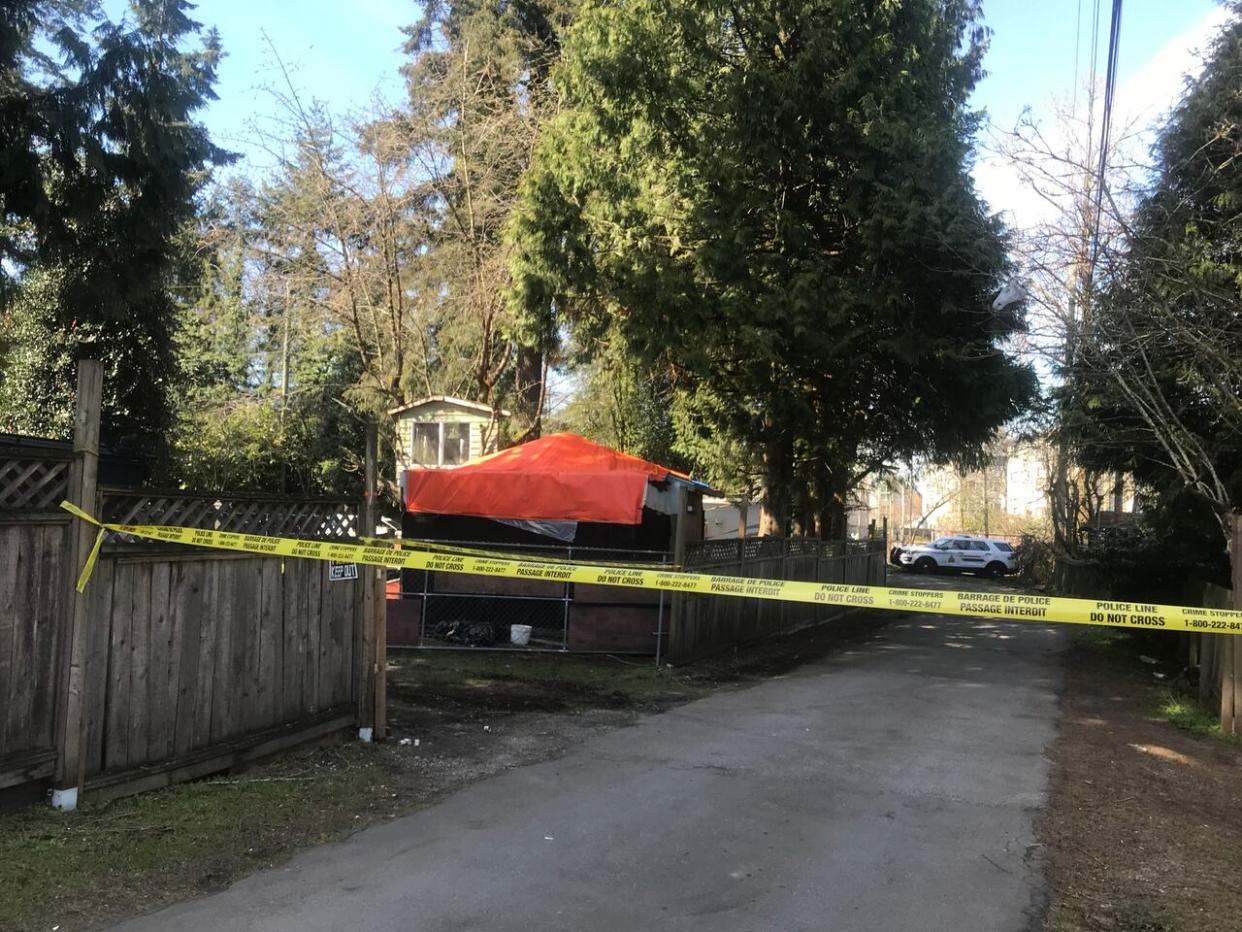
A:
[377,611,891,795]
[1039,635,1242,932]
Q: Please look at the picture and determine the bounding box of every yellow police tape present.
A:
[357,536,676,570]
[60,501,1242,635]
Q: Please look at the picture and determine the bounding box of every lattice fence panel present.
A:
[100,490,360,542]
[844,539,882,555]
[786,538,821,557]
[686,535,885,567]
[743,537,786,560]
[0,456,72,511]
[685,539,744,567]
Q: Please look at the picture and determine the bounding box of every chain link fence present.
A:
[387,535,889,661]
[388,541,670,654]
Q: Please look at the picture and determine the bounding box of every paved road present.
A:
[115,607,1064,932]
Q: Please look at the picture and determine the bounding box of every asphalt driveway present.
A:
[113,605,1064,932]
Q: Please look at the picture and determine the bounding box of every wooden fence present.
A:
[668,537,887,662]
[1186,580,1232,730]
[0,362,382,806]
[0,514,71,790]
[1185,514,1240,735]
[1051,555,1113,599]
[78,551,358,795]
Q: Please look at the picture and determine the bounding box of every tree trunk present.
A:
[760,438,789,537]
[824,496,848,541]
[812,464,849,541]
[793,479,816,537]
[514,343,544,440]
[1050,432,1076,553]
[759,490,784,536]
[815,469,849,541]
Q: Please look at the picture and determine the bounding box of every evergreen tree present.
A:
[0,0,232,450]
[556,333,688,472]
[511,0,1035,532]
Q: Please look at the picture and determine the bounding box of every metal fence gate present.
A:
[389,542,671,653]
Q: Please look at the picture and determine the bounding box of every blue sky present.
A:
[104,0,1230,213]
[973,1,1229,224]
[973,0,1220,131]
[104,0,414,166]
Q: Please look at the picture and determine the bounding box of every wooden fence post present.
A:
[778,538,788,631]
[52,360,103,811]
[1223,513,1241,736]
[370,423,386,741]
[666,484,688,662]
[1220,637,1234,736]
[356,422,383,741]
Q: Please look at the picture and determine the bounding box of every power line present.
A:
[1089,0,1102,101]
[1087,0,1124,290]
[1086,0,1102,170]
[1072,0,1084,112]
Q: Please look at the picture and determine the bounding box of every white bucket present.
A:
[510,624,532,646]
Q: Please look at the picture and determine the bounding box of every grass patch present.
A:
[1154,688,1233,740]
[0,745,394,932]
[1072,626,1240,745]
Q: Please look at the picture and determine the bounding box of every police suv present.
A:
[895,536,1017,577]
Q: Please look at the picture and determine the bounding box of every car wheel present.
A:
[914,556,937,574]
[983,561,1007,578]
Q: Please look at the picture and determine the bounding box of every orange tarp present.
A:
[403,433,688,525]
